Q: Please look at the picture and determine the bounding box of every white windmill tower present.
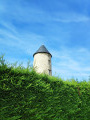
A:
[33,45,52,75]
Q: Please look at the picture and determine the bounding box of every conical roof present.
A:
[33,45,52,57]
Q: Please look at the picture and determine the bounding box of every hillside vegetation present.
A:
[0,56,90,120]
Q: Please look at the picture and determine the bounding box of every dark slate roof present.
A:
[33,45,52,57]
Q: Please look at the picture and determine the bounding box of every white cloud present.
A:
[0,0,90,24]
[0,21,46,56]
[51,47,90,80]
[0,21,18,34]
[0,0,50,23]
[77,47,90,55]
[53,12,90,23]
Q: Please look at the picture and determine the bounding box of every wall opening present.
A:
[48,69,51,75]
[48,60,51,65]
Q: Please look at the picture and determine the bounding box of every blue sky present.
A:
[0,0,90,81]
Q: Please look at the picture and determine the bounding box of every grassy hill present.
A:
[0,56,90,120]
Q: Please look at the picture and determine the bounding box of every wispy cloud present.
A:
[53,12,90,23]
[0,0,89,26]
[51,47,90,80]
[0,0,51,24]
[0,20,46,56]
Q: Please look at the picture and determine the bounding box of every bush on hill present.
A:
[0,56,90,120]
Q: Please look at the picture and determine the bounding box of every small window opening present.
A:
[48,60,51,65]
[48,69,51,75]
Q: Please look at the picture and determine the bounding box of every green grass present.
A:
[0,55,90,120]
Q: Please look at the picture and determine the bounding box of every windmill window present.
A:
[48,69,51,75]
[48,60,51,65]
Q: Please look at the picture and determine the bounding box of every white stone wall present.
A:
[33,53,52,75]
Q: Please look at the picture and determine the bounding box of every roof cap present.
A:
[33,45,52,57]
